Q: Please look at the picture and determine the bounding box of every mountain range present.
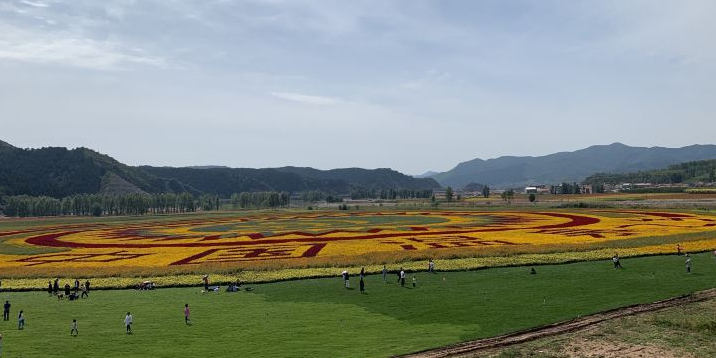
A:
[4,139,716,198]
[0,140,439,198]
[428,143,716,189]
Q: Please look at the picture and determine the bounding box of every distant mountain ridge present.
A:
[430,143,716,188]
[0,140,439,198]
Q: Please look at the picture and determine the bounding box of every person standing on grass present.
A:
[2,301,9,321]
[428,259,435,273]
[359,277,365,294]
[85,280,91,294]
[184,304,191,324]
[412,275,417,288]
[17,311,24,330]
[71,319,78,336]
[202,275,209,292]
[686,254,692,273]
[53,279,59,295]
[48,281,53,296]
[382,265,387,283]
[80,285,88,299]
[124,312,133,334]
[397,268,402,283]
[612,254,622,269]
[400,269,406,287]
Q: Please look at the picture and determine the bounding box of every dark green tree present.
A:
[445,186,454,202]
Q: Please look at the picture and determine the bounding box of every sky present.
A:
[1,0,715,175]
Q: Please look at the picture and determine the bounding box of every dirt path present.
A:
[397,289,716,358]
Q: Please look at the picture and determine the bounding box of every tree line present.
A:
[230,192,290,209]
[349,188,433,200]
[1,192,220,217]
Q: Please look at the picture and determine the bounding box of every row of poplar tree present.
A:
[230,192,290,209]
[1,192,221,217]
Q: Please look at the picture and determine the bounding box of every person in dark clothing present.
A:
[3,301,10,321]
[85,280,90,293]
[74,279,80,293]
[64,283,71,297]
[359,277,365,294]
[48,281,53,296]
[53,279,59,295]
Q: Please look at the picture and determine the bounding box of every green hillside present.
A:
[584,159,716,185]
[0,140,439,199]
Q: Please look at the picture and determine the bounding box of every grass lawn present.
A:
[1,253,715,358]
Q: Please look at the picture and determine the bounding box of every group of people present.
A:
[612,244,697,273]
[2,301,24,331]
[48,278,90,300]
[343,260,437,293]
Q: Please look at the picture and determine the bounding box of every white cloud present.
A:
[19,0,49,8]
[270,91,342,105]
[0,23,168,70]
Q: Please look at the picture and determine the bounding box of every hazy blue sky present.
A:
[1,1,714,174]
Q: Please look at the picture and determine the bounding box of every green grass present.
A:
[1,253,716,358]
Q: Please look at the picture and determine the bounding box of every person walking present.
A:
[80,285,88,299]
[397,268,402,284]
[17,310,25,330]
[382,265,387,283]
[124,312,133,334]
[428,259,435,273]
[686,254,692,273]
[400,269,406,287]
[612,254,622,269]
[359,277,365,294]
[85,280,91,294]
[2,301,9,321]
[70,319,78,336]
[184,304,191,324]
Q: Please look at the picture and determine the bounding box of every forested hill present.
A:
[0,144,196,198]
[0,140,439,198]
[275,167,441,190]
[139,166,347,197]
[140,166,440,198]
[584,159,716,185]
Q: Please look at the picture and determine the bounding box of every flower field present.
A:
[1,209,715,289]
